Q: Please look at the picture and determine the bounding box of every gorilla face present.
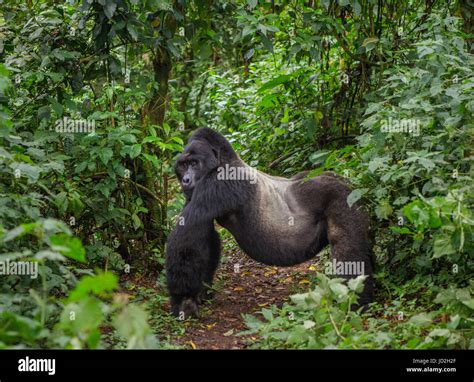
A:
[175,139,219,200]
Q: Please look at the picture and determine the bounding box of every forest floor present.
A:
[169,250,320,349]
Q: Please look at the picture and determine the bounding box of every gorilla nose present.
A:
[182,175,191,186]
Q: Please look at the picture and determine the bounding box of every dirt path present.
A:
[173,250,319,349]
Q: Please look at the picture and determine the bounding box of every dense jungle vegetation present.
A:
[0,0,472,349]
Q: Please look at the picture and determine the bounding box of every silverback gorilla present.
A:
[166,128,373,318]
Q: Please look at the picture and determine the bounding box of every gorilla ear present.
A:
[211,147,220,163]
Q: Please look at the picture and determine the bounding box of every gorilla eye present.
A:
[190,160,198,167]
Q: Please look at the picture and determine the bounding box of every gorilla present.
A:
[166,128,373,318]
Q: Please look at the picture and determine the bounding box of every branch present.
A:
[89,172,165,207]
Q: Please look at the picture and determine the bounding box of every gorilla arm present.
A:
[166,218,220,317]
[165,173,247,317]
[180,172,251,224]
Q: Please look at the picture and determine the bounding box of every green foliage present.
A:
[244,274,473,349]
[57,272,159,349]
[0,219,158,349]
[329,14,474,277]
[244,273,367,349]
[1,1,185,270]
[113,304,158,349]
[0,51,160,349]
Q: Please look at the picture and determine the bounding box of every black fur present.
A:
[166,128,373,318]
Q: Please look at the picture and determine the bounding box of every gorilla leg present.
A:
[166,245,205,318]
[326,212,373,307]
[199,228,221,302]
[166,222,220,318]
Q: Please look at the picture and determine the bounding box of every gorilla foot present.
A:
[172,297,200,319]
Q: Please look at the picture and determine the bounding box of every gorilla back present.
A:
[216,171,330,266]
[166,128,373,318]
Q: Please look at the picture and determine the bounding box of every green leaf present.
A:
[434,289,455,306]
[170,136,183,145]
[368,157,387,173]
[149,0,172,11]
[104,2,117,19]
[329,282,348,298]
[98,148,113,165]
[54,191,68,215]
[258,75,291,94]
[260,34,273,52]
[131,213,141,230]
[35,250,65,261]
[9,162,41,183]
[247,0,258,9]
[362,37,379,47]
[303,320,315,329]
[348,275,366,293]
[408,313,432,327]
[346,188,368,208]
[309,151,330,165]
[141,153,159,168]
[49,234,86,263]
[60,297,104,346]
[461,298,474,310]
[130,144,142,159]
[113,305,158,349]
[127,23,139,41]
[261,308,273,321]
[68,272,118,302]
[432,236,455,258]
[390,226,412,234]
[242,25,255,38]
[375,200,393,220]
[305,167,325,179]
[352,0,361,16]
[1,226,26,242]
[290,292,309,305]
[428,328,450,338]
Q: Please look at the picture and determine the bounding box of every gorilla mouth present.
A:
[183,187,194,200]
[182,184,194,192]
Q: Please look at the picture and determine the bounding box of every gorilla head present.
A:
[175,140,217,201]
[175,129,237,201]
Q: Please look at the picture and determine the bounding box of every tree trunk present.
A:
[141,49,172,248]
